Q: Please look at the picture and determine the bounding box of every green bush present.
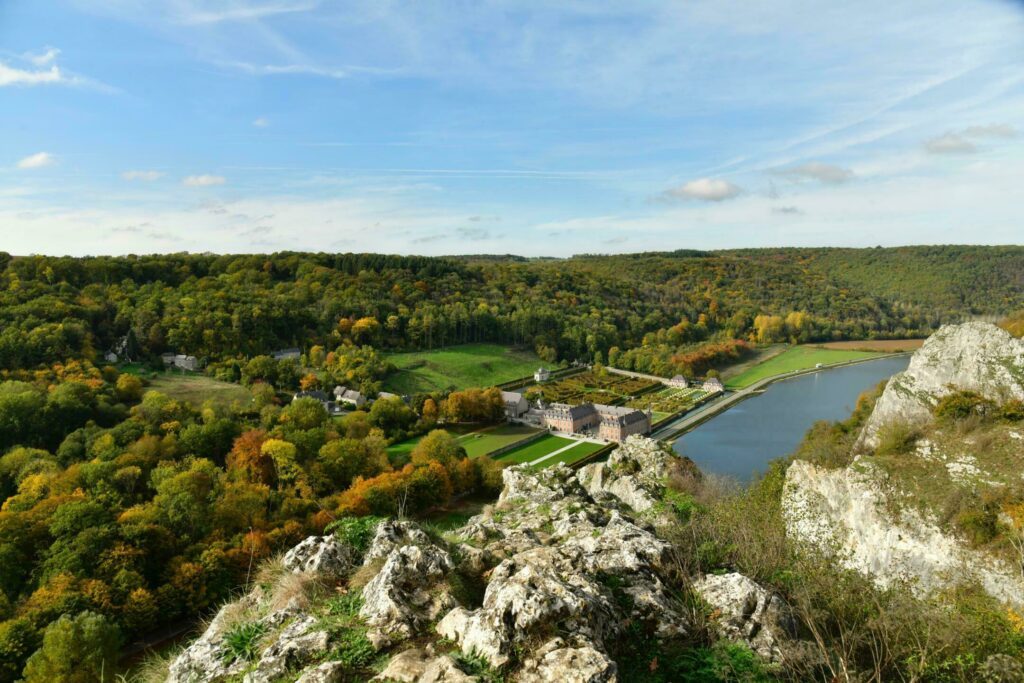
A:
[875,420,921,455]
[934,389,995,422]
[220,621,267,663]
[324,515,384,552]
[999,399,1024,422]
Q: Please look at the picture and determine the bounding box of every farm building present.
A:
[501,391,530,418]
[162,353,199,371]
[534,367,551,382]
[667,375,689,388]
[702,377,724,393]
[272,348,302,361]
[543,402,651,442]
[332,385,367,408]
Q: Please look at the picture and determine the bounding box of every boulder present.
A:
[360,542,457,648]
[243,616,330,682]
[693,572,795,663]
[518,639,618,683]
[577,435,681,513]
[283,535,358,577]
[295,661,346,683]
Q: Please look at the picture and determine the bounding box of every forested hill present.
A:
[1,245,1022,370]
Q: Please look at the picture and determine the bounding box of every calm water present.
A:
[673,356,911,483]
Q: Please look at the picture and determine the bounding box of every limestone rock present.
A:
[857,322,1024,451]
[283,535,359,576]
[295,661,346,683]
[783,459,1024,606]
[364,519,434,563]
[360,541,457,648]
[243,616,330,682]
[166,597,255,683]
[694,572,795,663]
[577,435,677,513]
[372,648,477,683]
[518,639,618,683]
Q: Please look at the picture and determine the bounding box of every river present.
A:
[672,356,911,484]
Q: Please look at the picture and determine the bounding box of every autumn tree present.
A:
[21,611,121,683]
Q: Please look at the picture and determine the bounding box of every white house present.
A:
[333,385,367,409]
[667,375,689,388]
[501,391,529,418]
[534,367,551,382]
[702,377,724,393]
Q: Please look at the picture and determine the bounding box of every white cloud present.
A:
[252,117,270,127]
[16,152,55,169]
[774,162,853,184]
[0,48,112,91]
[122,170,163,181]
[25,47,61,67]
[183,174,227,187]
[925,133,976,154]
[963,123,1017,139]
[665,178,741,202]
[0,63,64,87]
[176,1,320,25]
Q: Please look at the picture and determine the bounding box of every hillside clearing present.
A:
[383,343,544,394]
[146,373,253,410]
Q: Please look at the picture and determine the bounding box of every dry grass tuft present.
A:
[349,558,386,591]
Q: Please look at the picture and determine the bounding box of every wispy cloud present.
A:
[925,133,976,154]
[122,170,163,181]
[963,124,1017,139]
[663,178,742,202]
[183,174,227,187]
[16,152,55,169]
[773,162,853,184]
[0,47,111,91]
[174,1,320,26]
[252,117,270,127]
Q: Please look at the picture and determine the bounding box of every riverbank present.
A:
[653,351,911,442]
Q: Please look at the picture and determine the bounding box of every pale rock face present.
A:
[295,661,346,683]
[360,542,457,648]
[693,572,796,663]
[436,458,688,668]
[518,638,618,683]
[784,459,1024,606]
[857,322,1024,451]
[283,534,359,576]
[577,434,674,512]
[363,519,435,563]
[165,596,256,682]
[243,616,330,682]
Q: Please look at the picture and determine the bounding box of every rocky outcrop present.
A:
[168,437,789,682]
[693,572,796,663]
[857,322,1024,451]
[784,459,1024,605]
[577,434,682,513]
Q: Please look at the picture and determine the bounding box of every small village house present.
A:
[534,367,551,382]
[702,377,724,393]
[501,390,529,419]
[667,375,689,388]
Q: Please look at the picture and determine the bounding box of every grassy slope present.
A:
[383,343,542,394]
[537,440,606,468]
[386,423,541,460]
[725,346,885,389]
[146,373,252,411]
[496,434,577,464]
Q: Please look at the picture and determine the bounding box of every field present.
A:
[146,373,253,410]
[533,370,659,406]
[815,339,924,352]
[725,345,887,389]
[495,434,606,468]
[386,423,542,461]
[383,343,543,394]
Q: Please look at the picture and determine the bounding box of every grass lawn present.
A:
[725,345,886,389]
[386,423,541,461]
[146,372,252,410]
[496,434,577,465]
[534,440,606,468]
[383,343,543,394]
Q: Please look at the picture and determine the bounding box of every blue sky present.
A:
[1,0,1022,256]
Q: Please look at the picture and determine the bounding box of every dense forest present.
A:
[2,246,1022,374]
